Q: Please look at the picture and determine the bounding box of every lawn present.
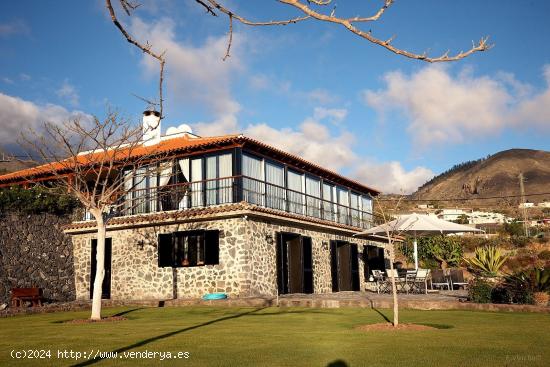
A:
[0,306,548,367]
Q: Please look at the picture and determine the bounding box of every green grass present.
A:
[0,307,548,366]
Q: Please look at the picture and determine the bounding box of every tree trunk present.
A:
[388,243,399,326]
[90,210,106,320]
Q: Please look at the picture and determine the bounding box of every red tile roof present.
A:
[0,133,379,194]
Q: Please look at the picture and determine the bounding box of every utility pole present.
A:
[518,173,530,237]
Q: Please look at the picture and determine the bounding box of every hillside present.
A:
[412,149,550,207]
[0,150,34,175]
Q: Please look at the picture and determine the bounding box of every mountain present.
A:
[0,150,35,175]
[412,149,550,206]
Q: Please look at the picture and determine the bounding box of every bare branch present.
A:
[223,14,233,61]
[278,0,491,62]
[105,0,166,117]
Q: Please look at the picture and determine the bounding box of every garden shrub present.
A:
[510,236,529,248]
[468,278,494,304]
[0,186,79,215]
[490,286,512,304]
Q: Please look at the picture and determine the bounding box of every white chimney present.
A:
[142,110,161,146]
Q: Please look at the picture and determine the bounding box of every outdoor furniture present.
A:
[450,269,468,290]
[383,269,406,293]
[404,269,417,294]
[10,287,44,307]
[430,269,451,290]
[371,270,385,294]
[409,269,430,294]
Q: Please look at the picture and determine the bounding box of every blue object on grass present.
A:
[202,293,228,300]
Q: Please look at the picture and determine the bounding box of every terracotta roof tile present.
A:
[0,133,379,194]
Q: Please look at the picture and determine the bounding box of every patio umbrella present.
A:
[355,213,483,269]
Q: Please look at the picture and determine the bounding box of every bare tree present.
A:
[371,194,405,327]
[20,112,165,320]
[105,0,491,118]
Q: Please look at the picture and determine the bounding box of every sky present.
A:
[1,0,549,193]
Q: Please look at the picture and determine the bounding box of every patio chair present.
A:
[371,270,385,294]
[430,269,450,290]
[410,269,430,294]
[450,269,468,290]
[384,269,406,293]
[404,269,417,294]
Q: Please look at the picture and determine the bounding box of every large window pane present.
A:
[337,187,349,224]
[350,192,360,227]
[265,161,285,210]
[242,154,264,205]
[218,153,233,204]
[288,170,304,215]
[206,156,217,205]
[362,196,373,228]
[191,158,203,207]
[322,183,334,221]
[305,176,321,218]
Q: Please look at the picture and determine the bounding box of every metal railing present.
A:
[86,175,372,229]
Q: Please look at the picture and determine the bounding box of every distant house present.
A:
[519,202,535,209]
[537,201,550,208]
[0,111,386,301]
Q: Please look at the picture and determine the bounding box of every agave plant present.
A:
[464,245,509,277]
[528,268,550,292]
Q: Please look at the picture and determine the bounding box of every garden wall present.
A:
[0,211,75,304]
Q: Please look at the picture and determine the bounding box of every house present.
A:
[519,202,535,209]
[0,111,386,301]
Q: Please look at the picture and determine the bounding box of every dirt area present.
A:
[355,323,436,331]
[64,316,127,324]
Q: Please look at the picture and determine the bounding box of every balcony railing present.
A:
[86,175,373,229]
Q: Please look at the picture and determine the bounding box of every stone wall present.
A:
[71,213,384,300]
[72,217,251,300]
[0,211,75,304]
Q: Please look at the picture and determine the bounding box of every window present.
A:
[287,170,304,215]
[350,192,361,227]
[206,153,233,206]
[242,153,264,205]
[265,161,285,210]
[362,196,373,228]
[191,158,204,207]
[305,176,321,218]
[158,230,219,267]
[322,182,335,221]
[337,187,350,224]
[124,163,159,215]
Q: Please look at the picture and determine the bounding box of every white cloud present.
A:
[56,80,80,106]
[19,73,31,81]
[2,77,14,84]
[0,93,91,152]
[130,17,244,119]
[353,160,434,194]
[363,65,550,146]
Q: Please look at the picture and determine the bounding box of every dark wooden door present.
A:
[277,233,314,294]
[90,238,112,299]
[330,241,360,292]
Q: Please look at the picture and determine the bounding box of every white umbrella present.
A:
[356,213,483,269]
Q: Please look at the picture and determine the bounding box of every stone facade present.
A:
[0,211,76,304]
[70,211,385,301]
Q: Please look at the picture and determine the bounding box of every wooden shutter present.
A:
[302,236,313,294]
[158,233,173,267]
[330,240,338,292]
[204,230,220,265]
[350,244,360,291]
[276,232,287,295]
